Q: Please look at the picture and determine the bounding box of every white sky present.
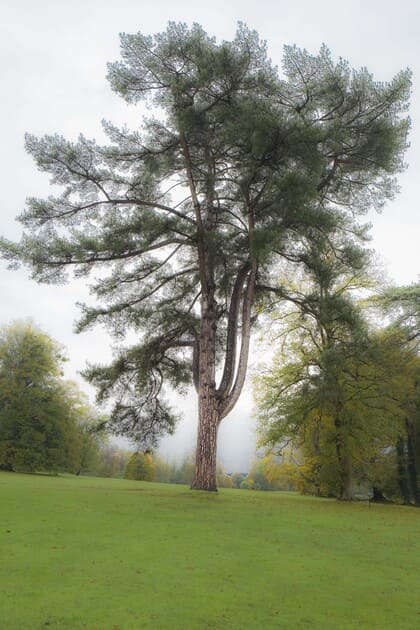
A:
[0,0,419,471]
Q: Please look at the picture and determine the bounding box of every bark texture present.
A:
[191,293,219,490]
[191,396,219,491]
[190,265,256,490]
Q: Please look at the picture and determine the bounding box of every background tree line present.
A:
[1,295,417,506]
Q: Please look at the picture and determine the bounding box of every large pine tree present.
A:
[0,24,410,489]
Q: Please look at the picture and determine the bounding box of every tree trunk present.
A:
[406,419,419,506]
[191,394,219,491]
[372,486,388,502]
[340,452,355,500]
[334,428,355,500]
[191,292,220,491]
[396,436,410,504]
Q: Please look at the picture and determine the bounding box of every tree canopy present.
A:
[0,23,411,489]
[255,257,419,502]
[0,321,103,474]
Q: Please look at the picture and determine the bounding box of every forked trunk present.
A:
[182,118,258,491]
[190,260,257,490]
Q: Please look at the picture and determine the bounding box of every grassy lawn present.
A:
[0,472,418,629]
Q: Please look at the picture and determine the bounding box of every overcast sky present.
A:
[0,0,419,471]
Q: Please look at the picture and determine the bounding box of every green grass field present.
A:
[0,472,418,629]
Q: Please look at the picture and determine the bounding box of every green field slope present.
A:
[0,472,418,629]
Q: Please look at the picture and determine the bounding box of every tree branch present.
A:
[220,260,257,419]
[217,262,251,398]
[179,131,209,294]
